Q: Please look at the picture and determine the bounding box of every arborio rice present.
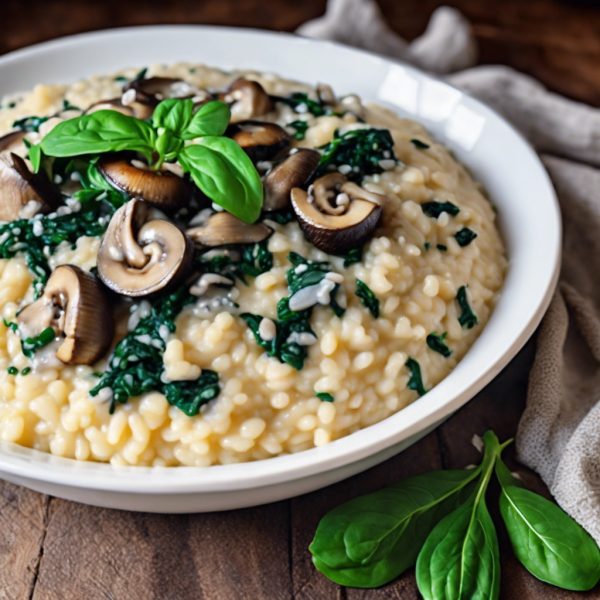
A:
[0,63,506,466]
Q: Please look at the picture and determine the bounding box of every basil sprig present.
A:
[311,431,600,594]
[39,99,263,223]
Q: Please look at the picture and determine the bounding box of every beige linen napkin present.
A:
[299,0,600,542]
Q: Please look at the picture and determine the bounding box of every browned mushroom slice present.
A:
[97,155,192,208]
[312,173,348,216]
[98,198,193,297]
[290,177,384,255]
[227,121,290,163]
[85,97,155,121]
[123,77,203,103]
[17,265,114,365]
[187,211,272,247]
[263,149,321,212]
[0,153,61,221]
[218,79,273,123]
[0,130,26,153]
[316,84,337,106]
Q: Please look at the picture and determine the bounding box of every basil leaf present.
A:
[183,101,230,139]
[496,459,600,591]
[310,469,480,588]
[24,140,42,173]
[179,138,263,223]
[152,98,193,136]
[40,110,156,162]
[416,435,501,600]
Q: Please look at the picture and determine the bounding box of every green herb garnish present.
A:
[457,285,478,329]
[311,431,600,593]
[3,319,17,333]
[133,67,147,81]
[313,128,397,183]
[355,279,379,318]
[454,227,477,247]
[316,392,334,402]
[421,201,460,218]
[406,357,427,396]
[426,332,452,357]
[40,98,263,223]
[12,115,49,132]
[271,92,335,117]
[21,367,31,376]
[436,244,447,251]
[342,248,363,267]
[288,120,309,140]
[7,367,18,376]
[62,100,81,111]
[21,326,55,358]
[411,138,430,149]
[424,242,431,251]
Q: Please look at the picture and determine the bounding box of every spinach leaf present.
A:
[40,110,156,162]
[271,92,334,117]
[263,208,296,225]
[313,128,397,183]
[421,201,460,218]
[406,357,427,396]
[183,100,230,139]
[457,285,478,329]
[7,367,18,376]
[21,327,55,358]
[89,286,220,415]
[179,137,263,223]
[288,120,309,140]
[12,115,49,132]
[62,99,80,111]
[342,248,363,267]
[411,138,430,149]
[416,431,501,600]
[426,332,452,357]
[437,244,447,251]
[496,457,600,591]
[310,469,480,588]
[316,392,334,402]
[355,279,379,318]
[454,227,477,247]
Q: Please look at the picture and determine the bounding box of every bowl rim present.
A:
[0,24,561,494]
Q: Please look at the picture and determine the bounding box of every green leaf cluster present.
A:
[310,431,600,595]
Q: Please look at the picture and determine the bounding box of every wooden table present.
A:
[1,1,600,598]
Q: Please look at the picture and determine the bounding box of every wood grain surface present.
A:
[1,1,600,598]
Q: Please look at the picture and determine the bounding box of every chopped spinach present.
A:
[454,228,477,247]
[406,357,427,396]
[7,367,18,376]
[426,332,452,357]
[133,67,148,81]
[271,92,335,117]
[3,319,17,333]
[89,286,220,415]
[342,248,363,267]
[421,201,460,219]
[263,208,296,225]
[411,138,430,149]
[288,120,310,140]
[21,326,55,358]
[316,392,334,402]
[286,252,331,294]
[21,367,31,376]
[424,242,431,251]
[12,115,49,133]
[457,285,478,329]
[313,128,398,183]
[355,279,380,318]
[62,99,81,111]
[114,76,128,83]
[436,244,447,252]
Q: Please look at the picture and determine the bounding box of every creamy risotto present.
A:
[0,64,506,466]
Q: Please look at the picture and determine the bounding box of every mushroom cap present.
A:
[186,211,273,247]
[0,152,61,222]
[219,79,274,123]
[17,265,114,365]
[85,97,154,121]
[0,130,26,154]
[263,149,321,212]
[123,77,201,102]
[312,172,348,216]
[97,154,192,209]
[227,121,290,163]
[98,198,194,297]
[290,187,382,255]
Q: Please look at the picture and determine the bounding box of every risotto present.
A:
[0,63,506,466]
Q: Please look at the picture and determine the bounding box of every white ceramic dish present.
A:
[0,26,560,513]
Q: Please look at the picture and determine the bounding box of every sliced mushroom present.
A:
[312,173,348,216]
[227,121,290,163]
[17,265,114,365]
[263,149,321,212]
[0,130,26,153]
[98,154,192,209]
[219,79,273,123]
[0,153,61,221]
[290,175,385,254]
[98,198,194,297]
[186,211,272,247]
[316,84,337,106]
[85,97,155,121]
[123,77,204,103]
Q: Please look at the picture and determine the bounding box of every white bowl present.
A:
[0,26,560,512]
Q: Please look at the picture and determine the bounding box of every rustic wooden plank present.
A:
[0,481,49,600]
[31,499,291,600]
[289,431,442,599]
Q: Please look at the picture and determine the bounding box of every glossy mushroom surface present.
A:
[17,265,114,365]
[219,79,273,123]
[187,211,272,247]
[97,198,194,297]
[227,121,290,163]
